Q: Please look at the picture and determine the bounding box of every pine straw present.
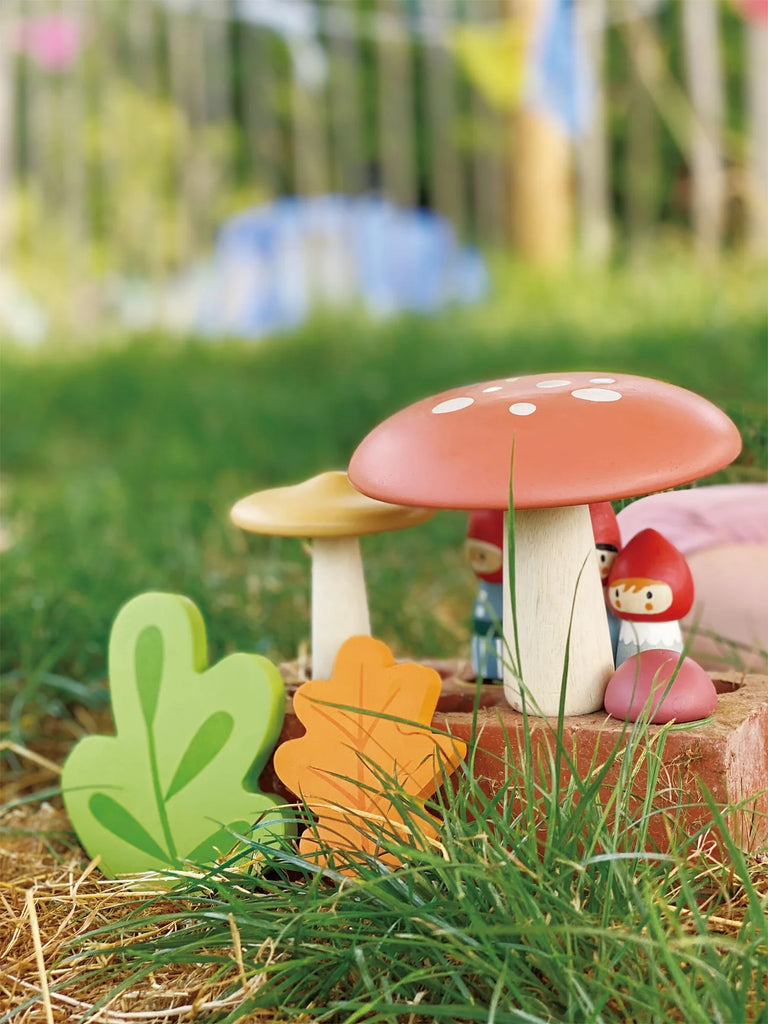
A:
[0,749,272,1023]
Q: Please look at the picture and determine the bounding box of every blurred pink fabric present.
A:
[13,15,84,72]
[617,485,768,672]
[617,484,768,554]
[735,0,768,24]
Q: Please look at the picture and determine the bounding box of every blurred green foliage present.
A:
[1,256,766,745]
[11,78,246,304]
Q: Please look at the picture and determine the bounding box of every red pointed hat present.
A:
[608,528,694,621]
[466,509,505,583]
[467,509,505,549]
[589,502,621,550]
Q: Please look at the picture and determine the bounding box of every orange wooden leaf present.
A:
[273,635,467,868]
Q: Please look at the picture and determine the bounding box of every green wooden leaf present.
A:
[135,625,164,729]
[61,592,288,878]
[89,793,169,863]
[186,821,249,865]
[165,711,234,802]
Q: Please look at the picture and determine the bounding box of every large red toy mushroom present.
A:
[348,372,741,716]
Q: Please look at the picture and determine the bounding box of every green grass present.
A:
[27,715,768,1023]
[1,255,766,746]
[1,255,767,1022]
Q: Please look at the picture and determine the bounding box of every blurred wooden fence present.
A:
[1,0,767,331]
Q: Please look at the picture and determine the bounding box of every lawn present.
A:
[1,255,767,1022]
[2,256,766,725]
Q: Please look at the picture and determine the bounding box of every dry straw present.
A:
[0,744,271,1023]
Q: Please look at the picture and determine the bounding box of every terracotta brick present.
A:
[433,672,768,854]
[263,666,768,854]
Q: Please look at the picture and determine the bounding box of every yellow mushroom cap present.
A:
[230,471,435,538]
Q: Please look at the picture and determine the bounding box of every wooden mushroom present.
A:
[348,373,741,716]
[604,649,717,724]
[230,471,433,679]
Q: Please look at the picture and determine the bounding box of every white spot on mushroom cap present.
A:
[509,402,537,416]
[482,386,503,393]
[572,388,622,403]
[536,379,571,389]
[589,377,616,384]
[505,377,519,382]
[432,396,474,414]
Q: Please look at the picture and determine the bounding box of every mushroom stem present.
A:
[311,535,371,679]
[502,504,614,716]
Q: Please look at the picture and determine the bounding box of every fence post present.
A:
[422,0,466,235]
[624,3,661,254]
[746,15,768,257]
[467,0,509,248]
[291,30,330,196]
[375,0,417,208]
[239,24,281,199]
[127,0,164,288]
[327,1,366,196]
[508,0,573,265]
[60,0,90,278]
[166,5,203,263]
[681,0,726,257]
[575,0,611,262]
[0,1,13,265]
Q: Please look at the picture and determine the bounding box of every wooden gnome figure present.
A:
[466,509,505,682]
[608,528,694,667]
[589,502,622,663]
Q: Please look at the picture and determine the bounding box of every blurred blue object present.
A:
[524,0,592,137]
[191,196,488,339]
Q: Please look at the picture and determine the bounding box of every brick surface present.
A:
[264,666,768,854]
[435,672,768,853]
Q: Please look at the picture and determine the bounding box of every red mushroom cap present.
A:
[608,528,694,622]
[348,373,741,511]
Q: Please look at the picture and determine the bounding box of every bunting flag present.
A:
[523,0,593,137]
[452,1,592,137]
[12,14,85,72]
[731,0,768,22]
[452,20,530,111]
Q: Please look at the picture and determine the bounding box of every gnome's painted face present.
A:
[609,578,674,617]
[466,509,505,584]
[596,543,619,586]
[608,528,693,623]
[589,502,621,588]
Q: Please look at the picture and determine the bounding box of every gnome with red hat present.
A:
[589,501,622,663]
[466,510,505,682]
[608,528,694,667]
